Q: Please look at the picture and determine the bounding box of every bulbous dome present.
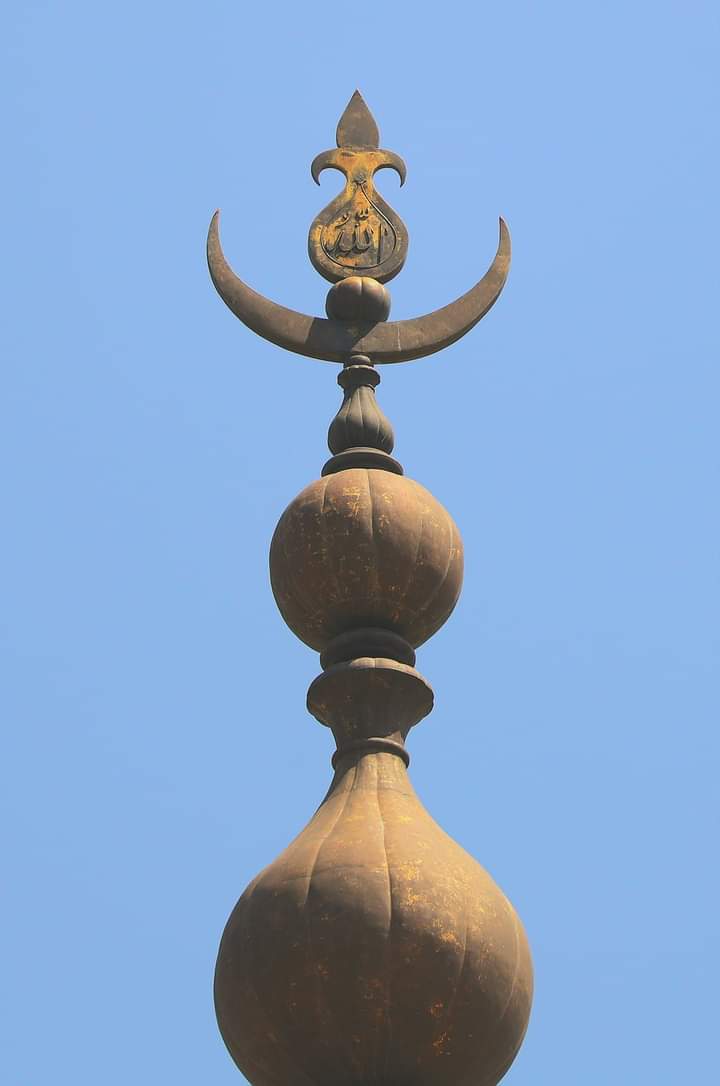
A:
[269,468,463,651]
[215,750,532,1086]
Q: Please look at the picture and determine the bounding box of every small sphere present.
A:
[270,468,463,651]
[326,276,391,322]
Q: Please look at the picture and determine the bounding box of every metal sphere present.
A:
[325,276,392,322]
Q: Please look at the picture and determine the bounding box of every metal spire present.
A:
[209,92,531,1086]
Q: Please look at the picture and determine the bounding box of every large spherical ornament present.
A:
[269,468,464,651]
[214,750,533,1086]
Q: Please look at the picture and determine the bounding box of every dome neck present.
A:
[307,655,434,747]
[324,746,414,803]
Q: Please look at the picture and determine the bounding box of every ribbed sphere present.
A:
[270,468,463,651]
[215,752,533,1086]
[325,276,392,322]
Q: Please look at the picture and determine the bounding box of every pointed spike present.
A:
[336,90,380,149]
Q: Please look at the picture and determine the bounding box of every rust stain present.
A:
[432,1030,451,1054]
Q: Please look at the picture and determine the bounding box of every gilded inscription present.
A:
[308,92,408,284]
[321,181,398,272]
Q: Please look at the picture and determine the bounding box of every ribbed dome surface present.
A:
[215,751,532,1086]
[270,468,464,651]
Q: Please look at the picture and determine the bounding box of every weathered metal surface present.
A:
[207,211,509,364]
[319,626,416,669]
[207,90,510,365]
[325,275,391,322]
[210,92,533,1086]
[308,654,434,741]
[268,468,463,652]
[308,92,408,284]
[215,748,533,1086]
[327,359,394,456]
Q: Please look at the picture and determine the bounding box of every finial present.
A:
[309,91,408,285]
[209,91,533,1086]
[208,84,510,366]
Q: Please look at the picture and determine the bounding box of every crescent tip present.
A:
[207,209,226,283]
[208,209,221,240]
[498,215,511,253]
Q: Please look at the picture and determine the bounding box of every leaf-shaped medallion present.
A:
[309,92,408,284]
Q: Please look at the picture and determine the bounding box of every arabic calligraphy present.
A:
[308,94,408,284]
[320,183,397,273]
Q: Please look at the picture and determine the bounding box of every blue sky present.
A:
[3,2,719,1082]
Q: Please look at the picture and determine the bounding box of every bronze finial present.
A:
[208,94,532,1086]
[308,91,408,284]
[207,90,510,365]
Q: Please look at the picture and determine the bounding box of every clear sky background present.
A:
[3,2,719,1082]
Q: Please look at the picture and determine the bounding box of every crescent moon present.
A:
[207,211,510,364]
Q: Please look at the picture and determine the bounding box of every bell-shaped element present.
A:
[215,746,533,1086]
[327,361,395,456]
